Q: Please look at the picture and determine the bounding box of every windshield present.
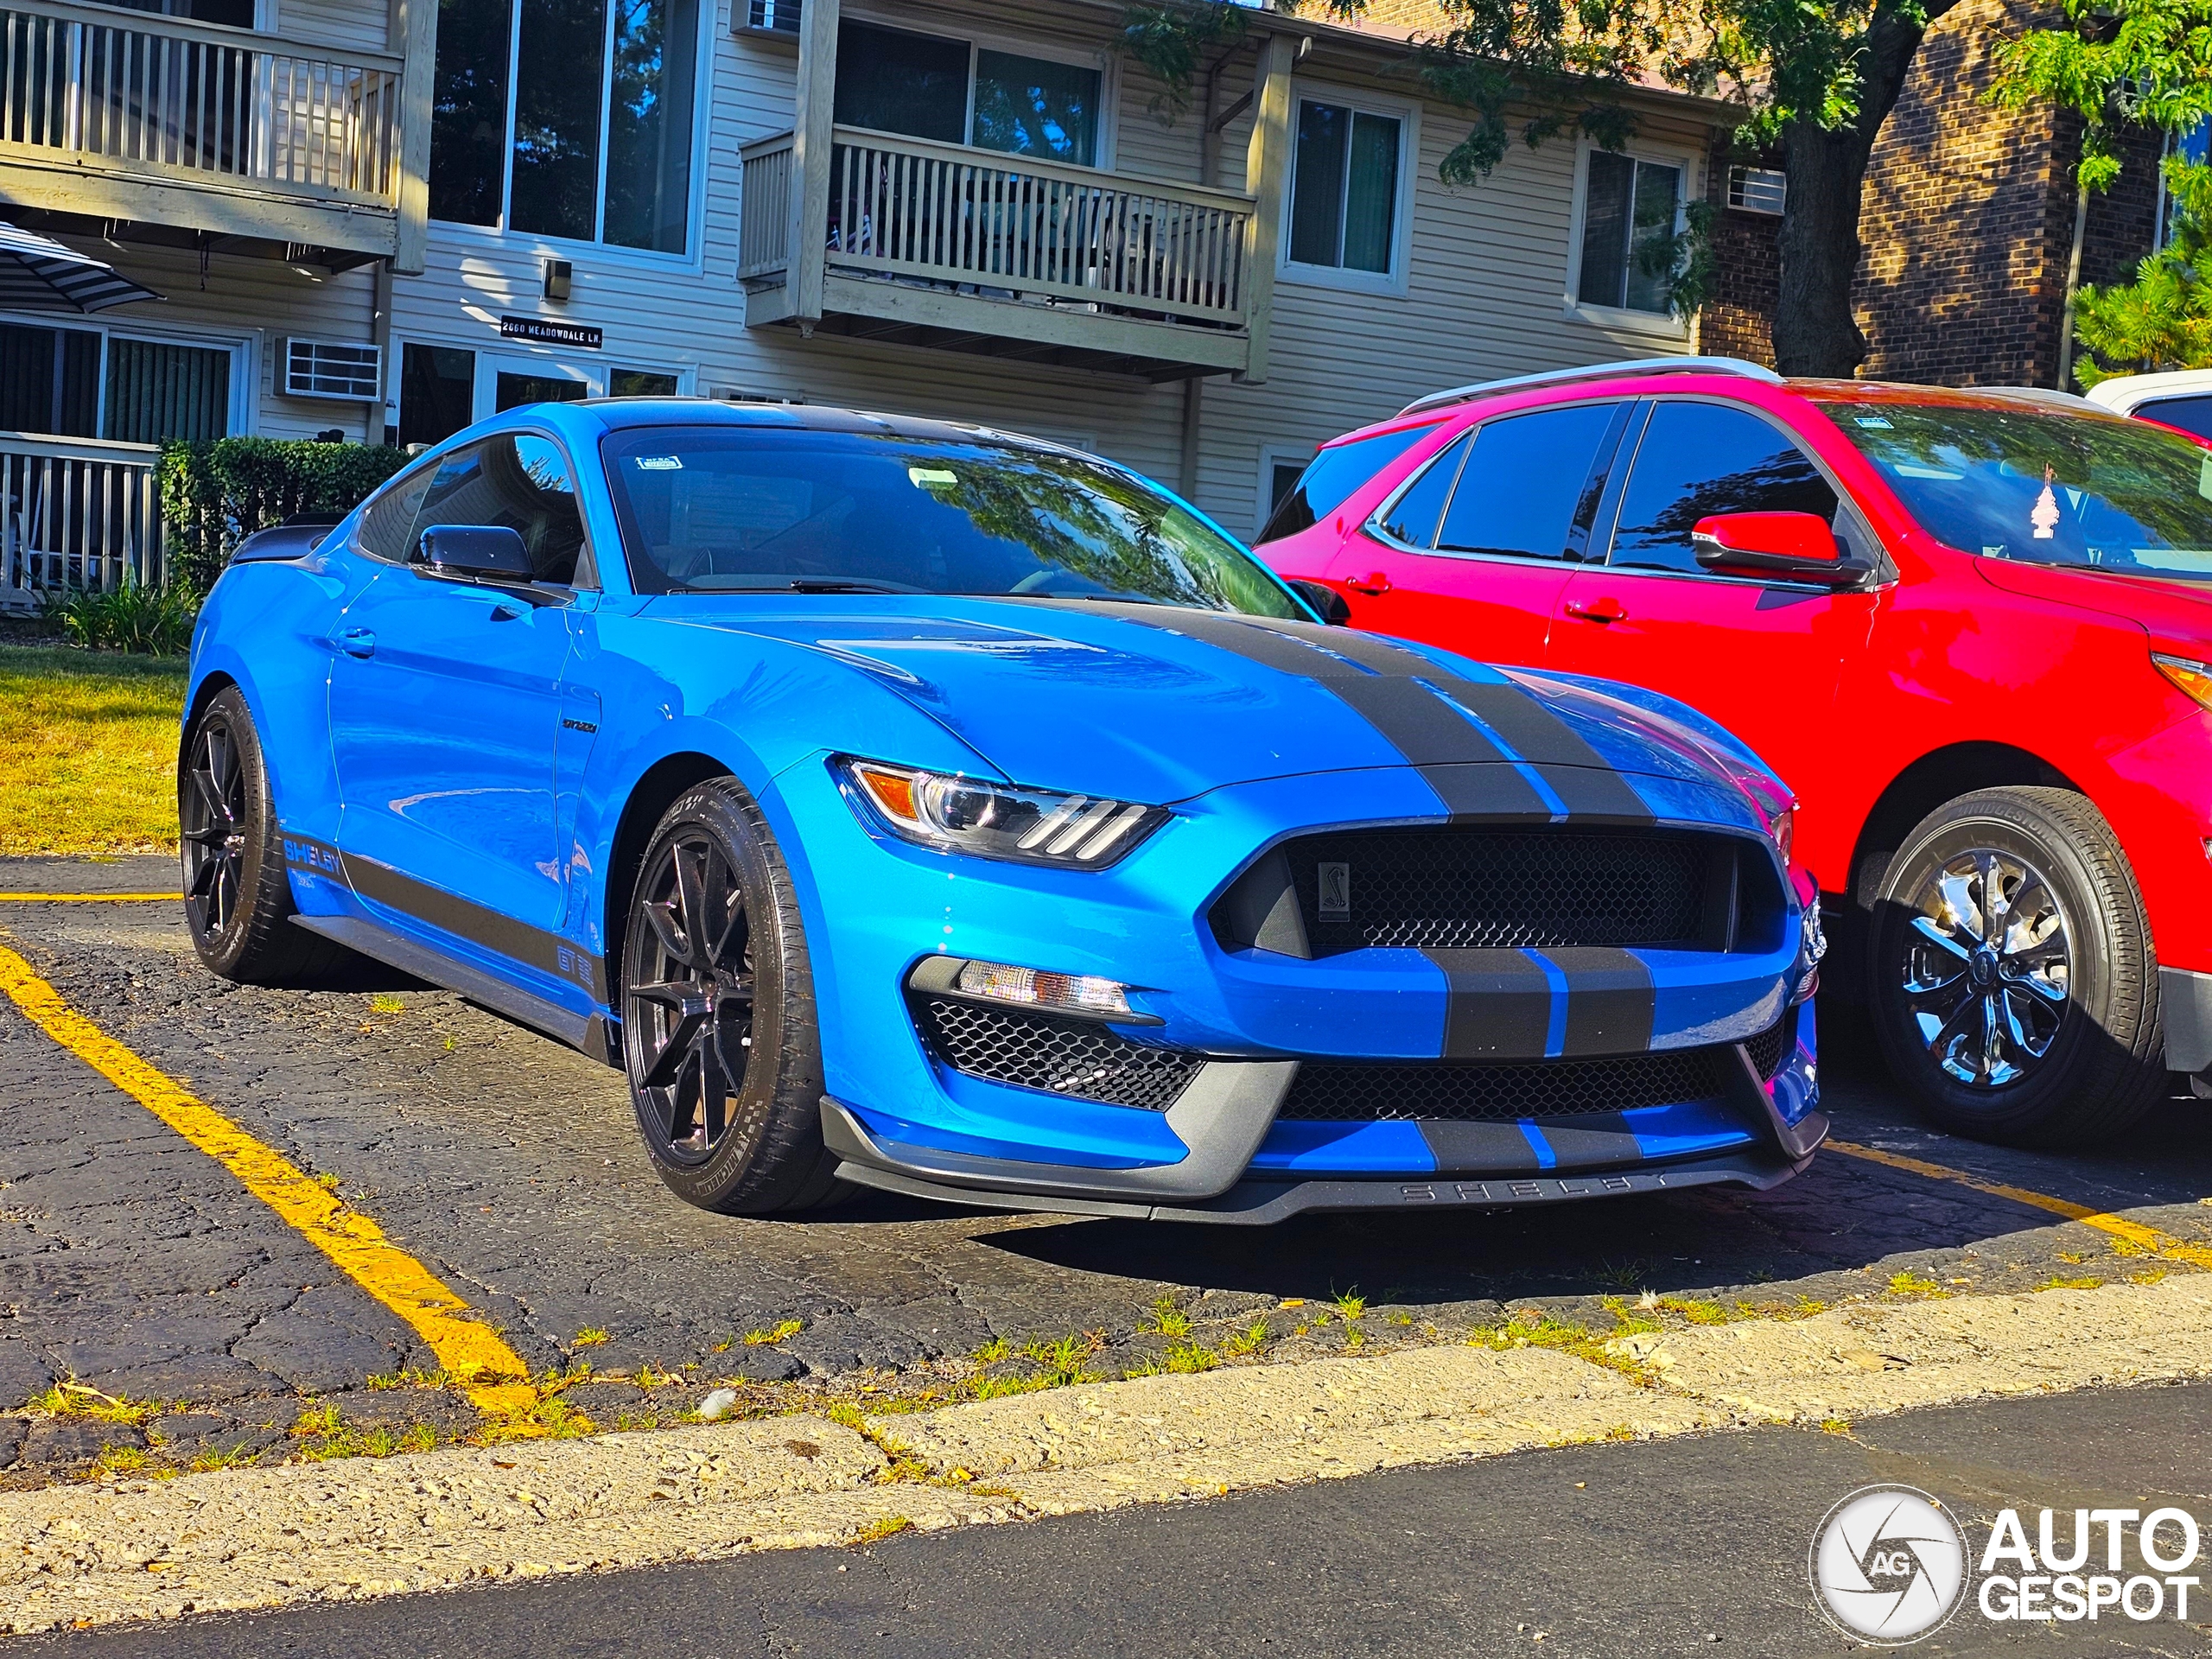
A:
[601,425,1305,616]
[1820,400,2212,582]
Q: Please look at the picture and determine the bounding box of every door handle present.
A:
[1565,596,1628,624]
[338,626,376,658]
[490,602,523,622]
[1345,571,1392,597]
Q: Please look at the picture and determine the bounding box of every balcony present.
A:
[0,0,416,262]
[740,125,1260,381]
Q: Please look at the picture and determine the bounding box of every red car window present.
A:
[1607,403,1840,575]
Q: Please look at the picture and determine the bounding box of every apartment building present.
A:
[0,0,1733,593]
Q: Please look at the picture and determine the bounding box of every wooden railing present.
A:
[0,0,403,208]
[0,434,163,599]
[742,124,1255,326]
[737,129,792,281]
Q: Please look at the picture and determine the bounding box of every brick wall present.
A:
[1700,133,1783,366]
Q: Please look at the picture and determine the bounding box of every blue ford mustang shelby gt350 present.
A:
[181,401,1825,1223]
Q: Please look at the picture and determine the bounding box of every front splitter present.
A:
[830,1147,1815,1226]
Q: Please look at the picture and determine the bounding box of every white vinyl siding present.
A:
[386,0,1718,536]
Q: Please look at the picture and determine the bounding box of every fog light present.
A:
[957,959,1133,1019]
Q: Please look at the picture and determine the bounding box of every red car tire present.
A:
[1868,786,2166,1146]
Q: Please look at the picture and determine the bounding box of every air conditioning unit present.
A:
[1727,166,1787,216]
[281,338,382,402]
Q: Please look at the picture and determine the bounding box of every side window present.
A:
[1374,432,1469,548]
[1434,404,1624,560]
[356,459,440,563]
[411,432,596,587]
[2137,395,2212,442]
[1606,403,1839,575]
[1260,422,1437,543]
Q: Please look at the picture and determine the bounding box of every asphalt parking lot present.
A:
[6,854,2212,1484]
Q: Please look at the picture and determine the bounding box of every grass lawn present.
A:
[0,644,186,855]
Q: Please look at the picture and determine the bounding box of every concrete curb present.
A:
[9,1277,2212,1635]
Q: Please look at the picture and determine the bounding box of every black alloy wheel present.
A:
[1868,785,2165,1147]
[620,779,844,1215]
[181,709,247,939]
[177,684,348,984]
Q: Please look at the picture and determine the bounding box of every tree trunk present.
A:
[1770,0,1961,378]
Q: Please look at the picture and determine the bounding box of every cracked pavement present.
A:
[6,855,2212,1483]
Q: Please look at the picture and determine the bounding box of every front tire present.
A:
[180,685,347,985]
[620,779,845,1216]
[1867,786,2164,1147]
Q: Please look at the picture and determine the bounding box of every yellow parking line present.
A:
[0,938,536,1414]
[1829,1139,2212,1269]
[0,893,181,903]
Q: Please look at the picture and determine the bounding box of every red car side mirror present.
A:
[1691,512,1855,584]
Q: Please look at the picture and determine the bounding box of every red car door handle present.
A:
[1345,571,1392,596]
[1566,596,1628,624]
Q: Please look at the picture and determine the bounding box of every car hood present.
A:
[1977,557,2212,651]
[645,595,1773,811]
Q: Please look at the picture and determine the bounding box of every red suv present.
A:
[1259,359,2212,1146]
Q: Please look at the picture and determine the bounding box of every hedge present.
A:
[158,438,410,588]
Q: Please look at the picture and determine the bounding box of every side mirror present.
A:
[1287,577,1350,626]
[415,524,532,584]
[1692,512,1855,584]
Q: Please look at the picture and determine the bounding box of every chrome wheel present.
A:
[181,715,247,938]
[1897,847,2070,1089]
[626,832,758,1165]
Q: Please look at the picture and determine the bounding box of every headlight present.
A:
[1768,803,1795,868]
[836,758,1166,868]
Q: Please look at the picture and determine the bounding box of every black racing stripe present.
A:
[1327,676,1509,766]
[1060,604,1649,826]
[1428,677,1625,772]
[1425,948,1554,1059]
[1415,765,1557,823]
[1529,762,1656,824]
[1417,1119,1544,1175]
[1538,946,1656,1058]
[1062,604,1371,680]
[1526,1117,1649,1172]
[296,835,608,1002]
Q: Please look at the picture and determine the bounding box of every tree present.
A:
[1122,0,1964,378]
[1987,0,2212,385]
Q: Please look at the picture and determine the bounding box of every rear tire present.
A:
[179,685,349,985]
[620,778,847,1217]
[1867,786,2164,1147]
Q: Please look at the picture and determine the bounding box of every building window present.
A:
[611,368,679,395]
[1287,98,1403,277]
[1577,150,1684,315]
[429,0,700,254]
[834,21,1103,168]
[400,344,475,449]
[0,320,233,442]
[2158,119,2209,251]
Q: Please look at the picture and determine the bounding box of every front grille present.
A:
[1747,1013,1789,1081]
[913,996,1201,1112]
[1279,1046,1730,1122]
[1243,828,1721,957]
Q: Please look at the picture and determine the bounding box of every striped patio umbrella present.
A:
[0,224,160,313]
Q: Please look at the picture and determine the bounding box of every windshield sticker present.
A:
[2200,454,2212,504]
[908,467,959,489]
[2031,467,2060,540]
[634,456,682,471]
[1855,416,1893,429]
